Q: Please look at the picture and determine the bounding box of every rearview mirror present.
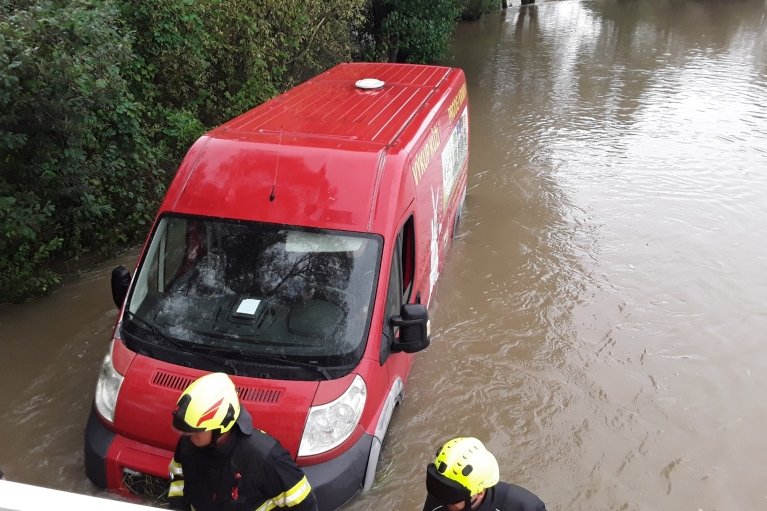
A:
[111,265,131,308]
[390,303,430,353]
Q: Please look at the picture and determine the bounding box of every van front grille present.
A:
[151,370,284,404]
[152,371,191,391]
[238,387,283,403]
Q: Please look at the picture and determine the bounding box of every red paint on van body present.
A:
[85,63,469,511]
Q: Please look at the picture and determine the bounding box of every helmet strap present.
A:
[200,430,221,450]
[468,490,487,510]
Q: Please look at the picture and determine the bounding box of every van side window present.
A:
[385,248,403,341]
[143,217,188,293]
[162,218,189,290]
[381,216,416,363]
[401,216,415,303]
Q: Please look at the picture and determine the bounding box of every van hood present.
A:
[113,354,318,458]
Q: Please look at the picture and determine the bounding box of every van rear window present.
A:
[123,215,381,379]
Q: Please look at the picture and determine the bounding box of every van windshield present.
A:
[123,215,381,378]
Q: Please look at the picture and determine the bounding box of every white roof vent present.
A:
[355,78,385,90]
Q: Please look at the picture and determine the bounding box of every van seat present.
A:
[288,299,343,339]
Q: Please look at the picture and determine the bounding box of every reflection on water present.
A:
[351,1,767,510]
[1,1,766,510]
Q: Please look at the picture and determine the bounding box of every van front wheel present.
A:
[362,383,402,490]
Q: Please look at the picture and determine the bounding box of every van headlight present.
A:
[298,374,366,456]
[94,343,124,423]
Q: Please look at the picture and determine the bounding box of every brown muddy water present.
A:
[1,0,767,509]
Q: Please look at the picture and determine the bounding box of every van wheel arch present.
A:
[362,378,403,490]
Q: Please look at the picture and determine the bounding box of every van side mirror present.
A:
[390,303,430,353]
[111,265,131,308]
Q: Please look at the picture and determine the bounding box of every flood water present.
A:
[2,0,766,509]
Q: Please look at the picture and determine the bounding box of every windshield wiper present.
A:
[123,310,185,349]
[238,352,331,380]
[122,311,239,373]
[192,343,331,381]
[122,311,330,380]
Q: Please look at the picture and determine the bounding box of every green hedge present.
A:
[461,0,499,21]
[1,0,165,302]
[1,0,486,303]
[0,0,367,303]
[361,0,462,63]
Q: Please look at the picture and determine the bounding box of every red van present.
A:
[85,62,469,510]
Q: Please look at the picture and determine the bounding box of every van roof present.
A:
[164,63,459,232]
[213,63,452,146]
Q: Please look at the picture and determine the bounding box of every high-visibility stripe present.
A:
[169,459,183,477]
[283,476,312,507]
[168,480,184,497]
[255,498,277,511]
[269,476,312,508]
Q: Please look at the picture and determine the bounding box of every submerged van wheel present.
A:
[451,187,467,238]
[363,385,403,491]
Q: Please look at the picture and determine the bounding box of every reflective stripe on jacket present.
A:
[168,409,317,511]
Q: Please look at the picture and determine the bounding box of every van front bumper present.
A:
[301,432,373,511]
[84,404,174,493]
[87,404,373,511]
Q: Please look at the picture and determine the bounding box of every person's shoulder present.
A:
[237,428,285,458]
[250,428,281,448]
[493,481,546,511]
[421,494,446,511]
[174,436,194,459]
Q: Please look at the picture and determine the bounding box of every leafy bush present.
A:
[121,0,366,129]
[362,0,462,63]
[0,0,163,302]
[0,0,367,302]
[461,0,499,21]
[265,0,366,81]
[3,0,495,303]
[0,194,62,300]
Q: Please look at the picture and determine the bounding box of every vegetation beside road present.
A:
[0,0,501,302]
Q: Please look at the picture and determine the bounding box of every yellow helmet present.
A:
[426,437,500,503]
[172,373,240,434]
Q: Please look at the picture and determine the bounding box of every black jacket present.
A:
[168,409,318,511]
[423,481,546,511]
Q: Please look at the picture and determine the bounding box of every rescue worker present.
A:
[423,437,546,511]
[168,372,318,511]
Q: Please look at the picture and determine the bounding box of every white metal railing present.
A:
[0,479,156,511]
